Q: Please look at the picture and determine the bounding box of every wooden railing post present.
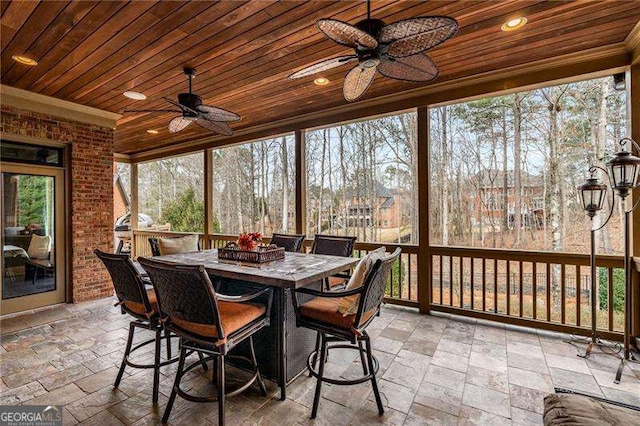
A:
[295,129,306,235]
[130,162,138,259]
[204,148,214,249]
[417,106,431,314]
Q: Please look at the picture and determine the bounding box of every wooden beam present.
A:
[625,19,640,65]
[0,84,121,128]
[113,153,132,163]
[417,106,430,314]
[130,162,139,259]
[295,129,306,235]
[628,63,640,345]
[204,149,213,249]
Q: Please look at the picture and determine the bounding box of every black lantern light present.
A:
[605,138,640,199]
[577,175,607,218]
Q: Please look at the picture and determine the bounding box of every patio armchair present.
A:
[138,257,273,426]
[292,248,401,418]
[269,233,306,252]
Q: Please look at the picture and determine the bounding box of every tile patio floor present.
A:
[1,299,639,425]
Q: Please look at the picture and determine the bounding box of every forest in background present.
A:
[430,76,627,255]
[121,75,628,258]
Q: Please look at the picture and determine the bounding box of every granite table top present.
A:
[145,249,360,288]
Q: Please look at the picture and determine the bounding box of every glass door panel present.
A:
[1,164,65,313]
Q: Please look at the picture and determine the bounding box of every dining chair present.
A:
[148,237,162,256]
[138,257,273,426]
[292,248,401,418]
[94,249,179,404]
[269,233,306,252]
[311,234,357,290]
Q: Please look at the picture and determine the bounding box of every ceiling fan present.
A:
[289,0,458,102]
[124,67,240,136]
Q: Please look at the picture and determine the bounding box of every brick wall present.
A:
[1,105,115,302]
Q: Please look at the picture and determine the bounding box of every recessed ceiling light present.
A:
[501,17,527,32]
[12,55,37,66]
[147,129,159,134]
[314,77,330,86]
[123,91,147,100]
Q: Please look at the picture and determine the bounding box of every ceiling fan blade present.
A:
[289,55,357,79]
[378,53,439,82]
[317,19,378,50]
[123,109,181,113]
[343,64,377,102]
[196,105,241,122]
[168,116,193,133]
[379,17,458,58]
[196,119,233,136]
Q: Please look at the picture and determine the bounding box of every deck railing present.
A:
[430,246,624,340]
[130,231,625,339]
[131,231,418,307]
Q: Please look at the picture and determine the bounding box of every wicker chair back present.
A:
[311,234,357,257]
[137,257,224,338]
[269,233,306,252]
[94,249,151,312]
[148,238,161,256]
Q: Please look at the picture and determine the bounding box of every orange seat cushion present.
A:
[327,276,348,288]
[300,297,375,330]
[171,301,266,338]
[124,288,158,316]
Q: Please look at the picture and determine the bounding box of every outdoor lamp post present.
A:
[578,173,608,218]
[577,167,614,359]
[605,138,640,383]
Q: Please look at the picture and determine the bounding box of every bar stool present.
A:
[292,248,401,418]
[138,257,273,426]
[94,249,180,403]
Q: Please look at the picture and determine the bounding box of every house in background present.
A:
[344,180,400,229]
[472,169,545,230]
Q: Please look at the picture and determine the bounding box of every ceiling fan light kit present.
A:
[124,67,240,136]
[289,0,458,102]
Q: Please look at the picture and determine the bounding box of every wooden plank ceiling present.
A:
[2,0,639,155]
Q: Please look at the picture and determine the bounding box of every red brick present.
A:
[1,105,114,303]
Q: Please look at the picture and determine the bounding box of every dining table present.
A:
[146,249,360,400]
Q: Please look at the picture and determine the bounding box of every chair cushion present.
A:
[124,288,158,316]
[327,276,348,288]
[171,301,266,338]
[337,247,386,316]
[27,234,51,259]
[543,393,639,425]
[301,296,375,330]
[158,234,199,255]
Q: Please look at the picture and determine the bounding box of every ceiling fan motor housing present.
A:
[178,93,202,118]
[355,19,386,42]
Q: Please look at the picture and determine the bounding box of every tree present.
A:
[161,187,205,232]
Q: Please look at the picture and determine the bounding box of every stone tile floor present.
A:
[1,298,639,425]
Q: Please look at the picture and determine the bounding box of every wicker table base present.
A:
[220,279,319,400]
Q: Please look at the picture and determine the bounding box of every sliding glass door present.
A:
[1,163,66,314]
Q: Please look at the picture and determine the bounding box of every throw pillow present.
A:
[337,247,386,316]
[27,234,51,259]
[158,234,199,255]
